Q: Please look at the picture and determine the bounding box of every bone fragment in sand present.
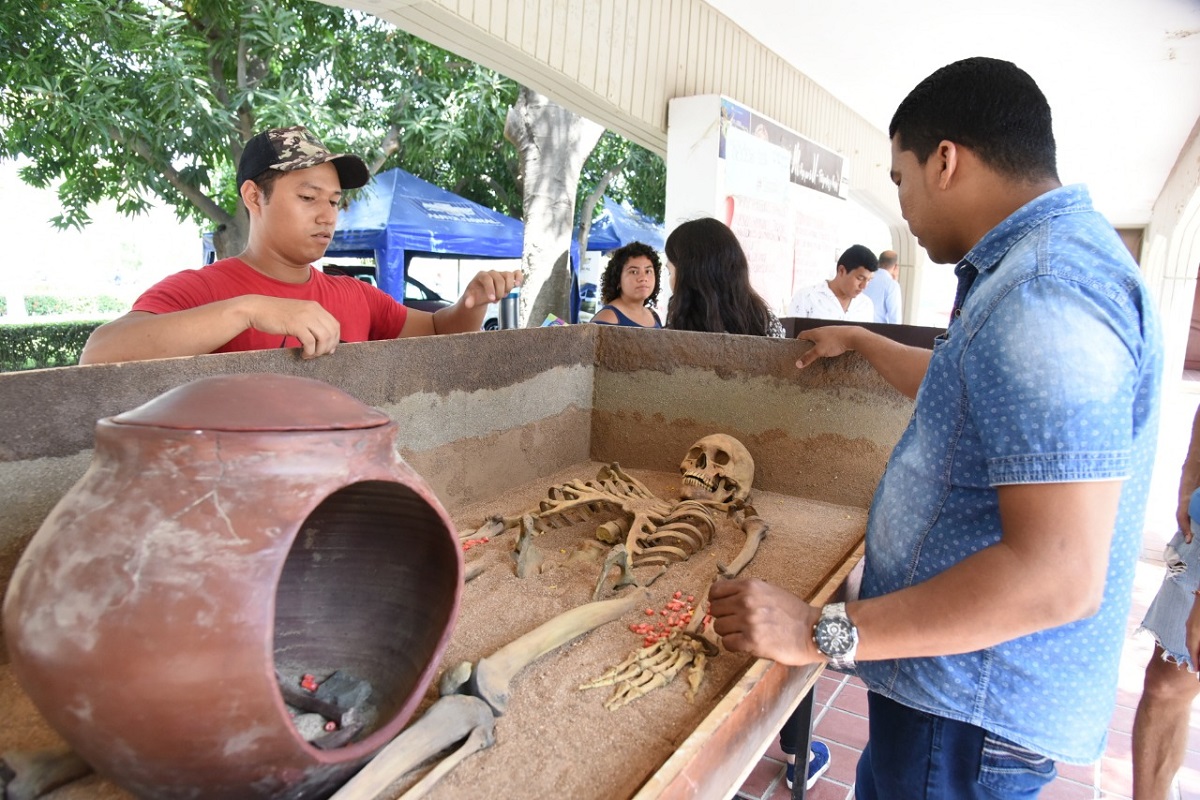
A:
[0,748,92,800]
[591,543,642,601]
[512,515,544,577]
[462,515,511,540]
[396,722,494,800]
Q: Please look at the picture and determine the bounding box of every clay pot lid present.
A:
[111,374,391,432]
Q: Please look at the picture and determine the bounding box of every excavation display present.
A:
[0,325,912,799]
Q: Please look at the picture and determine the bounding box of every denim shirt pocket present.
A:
[977,732,1057,795]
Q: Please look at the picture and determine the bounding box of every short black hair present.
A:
[838,244,878,272]
[251,169,285,201]
[889,57,1058,183]
[600,242,662,307]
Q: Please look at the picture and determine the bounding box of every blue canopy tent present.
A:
[587,196,666,253]
[311,167,524,300]
[202,167,524,301]
[572,196,665,270]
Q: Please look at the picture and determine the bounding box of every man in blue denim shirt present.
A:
[711,57,1162,799]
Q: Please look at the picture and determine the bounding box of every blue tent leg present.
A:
[570,242,581,324]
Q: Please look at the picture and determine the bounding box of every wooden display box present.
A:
[0,325,911,799]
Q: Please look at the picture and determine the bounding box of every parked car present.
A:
[407,274,501,329]
[325,265,500,329]
[323,264,447,312]
[579,282,598,314]
[576,282,598,323]
[401,273,453,314]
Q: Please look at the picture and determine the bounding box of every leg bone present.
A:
[469,590,648,714]
[327,695,494,800]
[397,721,495,800]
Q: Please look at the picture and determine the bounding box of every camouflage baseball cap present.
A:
[236,125,370,190]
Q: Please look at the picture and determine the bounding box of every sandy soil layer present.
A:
[0,463,865,800]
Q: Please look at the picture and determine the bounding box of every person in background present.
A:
[862,249,902,324]
[590,241,662,328]
[664,217,785,338]
[80,126,520,364]
[710,56,1161,799]
[1133,404,1200,800]
[787,245,878,322]
[665,215,829,788]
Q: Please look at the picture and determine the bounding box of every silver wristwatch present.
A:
[813,602,859,669]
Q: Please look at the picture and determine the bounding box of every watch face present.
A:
[816,618,856,657]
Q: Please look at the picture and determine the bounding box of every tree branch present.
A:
[577,156,627,254]
[108,126,232,226]
[368,124,402,174]
[456,173,510,210]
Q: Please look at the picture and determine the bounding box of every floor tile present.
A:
[812,707,869,751]
[1056,760,1096,784]
[821,740,862,786]
[739,757,785,799]
[1105,729,1133,760]
[1109,702,1136,735]
[767,778,849,799]
[1038,777,1097,799]
[830,681,868,717]
[1099,753,1134,798]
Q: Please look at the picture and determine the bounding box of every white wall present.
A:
[1143,118,1200,382]
[665,95,891,316]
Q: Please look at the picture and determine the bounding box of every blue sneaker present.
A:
[785,740,831,790]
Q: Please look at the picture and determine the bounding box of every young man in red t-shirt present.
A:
[81,126,520,364]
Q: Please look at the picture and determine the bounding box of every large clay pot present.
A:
[3,374,462,799]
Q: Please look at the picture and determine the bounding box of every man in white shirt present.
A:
[788,244,878,321]
[862,249,902,323]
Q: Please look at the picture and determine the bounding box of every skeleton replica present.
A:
[471,434,770,712]
[331,435,771,798]
[1,437,767,800]
[475,433,769,596]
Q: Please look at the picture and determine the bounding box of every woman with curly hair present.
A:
[589,241,663,328]
[664,217,784,338]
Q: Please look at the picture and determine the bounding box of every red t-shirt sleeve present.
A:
[358,281,409,340]
[132,269,220,314]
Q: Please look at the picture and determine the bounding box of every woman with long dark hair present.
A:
[664,221,825,787]
[663,218,784,337]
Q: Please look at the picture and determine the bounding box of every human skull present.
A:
[679,434,754,504]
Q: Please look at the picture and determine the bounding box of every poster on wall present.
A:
[720,97,849,312]
[720,98,846,200]
[666,94,890,318]
[726,194,793,310]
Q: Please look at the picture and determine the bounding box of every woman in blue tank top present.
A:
[590,242,663,328]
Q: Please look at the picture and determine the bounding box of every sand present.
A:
[0,463,865,800]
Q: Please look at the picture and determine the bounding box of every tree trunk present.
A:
[504,87,603,327]
[211,210,250,261]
